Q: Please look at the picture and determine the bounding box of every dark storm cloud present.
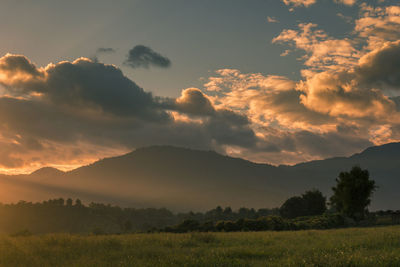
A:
[205,109,257,147]
[42,59,167,119]
[124,45,171,69]
[0,53,384,170]
[0,56,169,120]
[161,88,257,147]
[0,54,263,168]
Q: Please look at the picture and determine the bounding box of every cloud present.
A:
[355,4,400,49]
[204,69,333,131]
[271,19,400,121]
[0,54,260,172]
[334,0,356,6]
[0,55,167,120]
[200,67,397,165]
[337,13,353,23]
[282,0,316,8]
[282,0,357,9]
[124,45,171,69]
[272,23,358,71]
[297,70,398,120]
[174,88,215,116]
[356,40,400,90]
[267,16,279,23]
[1,2,400,172]
[91,47,116,62]
[0,54,44,89]
[96,47,116,54]
[200,3,400,164]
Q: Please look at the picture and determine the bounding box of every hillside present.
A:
[0,143,399,211]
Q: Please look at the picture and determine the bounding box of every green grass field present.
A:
[1,226,400,266]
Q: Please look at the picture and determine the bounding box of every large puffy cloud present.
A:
[124,45,171,69]
[272,5,400,122]
[1,3,400,172]
[202,66,399,165]
[0,54,44,89]
[204,69,335,131]
[0,55,167,119]
[0,54,260,172]
[201,69,380,165]
[167,87,257,148]
[174,88,215,116]
[356,40,400,90]
[297,70,398,120]
[198,4,400,164]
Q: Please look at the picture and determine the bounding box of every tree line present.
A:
[163,166,382,233]
[0,199,279,234]
[0,165,395,235]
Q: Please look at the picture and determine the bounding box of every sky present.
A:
[0,0,399,174]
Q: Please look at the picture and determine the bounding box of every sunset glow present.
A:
[0,0,398,174]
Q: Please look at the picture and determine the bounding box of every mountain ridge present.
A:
[0,142,399,211]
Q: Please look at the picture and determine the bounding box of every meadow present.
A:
[0,226,399,266]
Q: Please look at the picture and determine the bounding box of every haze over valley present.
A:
[0,143,398,211]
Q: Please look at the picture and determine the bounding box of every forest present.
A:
[1,166,399,235]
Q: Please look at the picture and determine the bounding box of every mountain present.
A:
[0,143,399,211]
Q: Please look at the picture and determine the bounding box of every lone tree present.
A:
[330,166,377,220]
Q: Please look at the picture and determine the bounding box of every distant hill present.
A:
[0,143,399,211]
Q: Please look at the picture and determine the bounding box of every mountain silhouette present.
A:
[0,143,399,211]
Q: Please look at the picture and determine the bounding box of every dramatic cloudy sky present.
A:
[0,0,399,173]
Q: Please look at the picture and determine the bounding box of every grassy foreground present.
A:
[1,226,400,266]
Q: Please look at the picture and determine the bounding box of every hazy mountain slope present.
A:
[63,146,287,210]
[1,143,399,211]
[285,142,400,210]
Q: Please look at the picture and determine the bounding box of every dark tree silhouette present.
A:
[280,189,327,218]
[75,199,83,207]
[66,198,73,207]
[279,196,307,219]
[302,189,326,216]
[330,166,377,220]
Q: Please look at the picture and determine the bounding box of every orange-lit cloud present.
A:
[282,0,317,8]
[0,2,399,173]
[272,23,358,70]
[198,3,400,164]
[0,56,259,173]
[282,0,357,9]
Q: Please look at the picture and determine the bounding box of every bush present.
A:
[171,219,200,233]
[200,221,215,232]
[265,216,287,231]
[163,213,349,233]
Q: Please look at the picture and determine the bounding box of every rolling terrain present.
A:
[0,143,399,211]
